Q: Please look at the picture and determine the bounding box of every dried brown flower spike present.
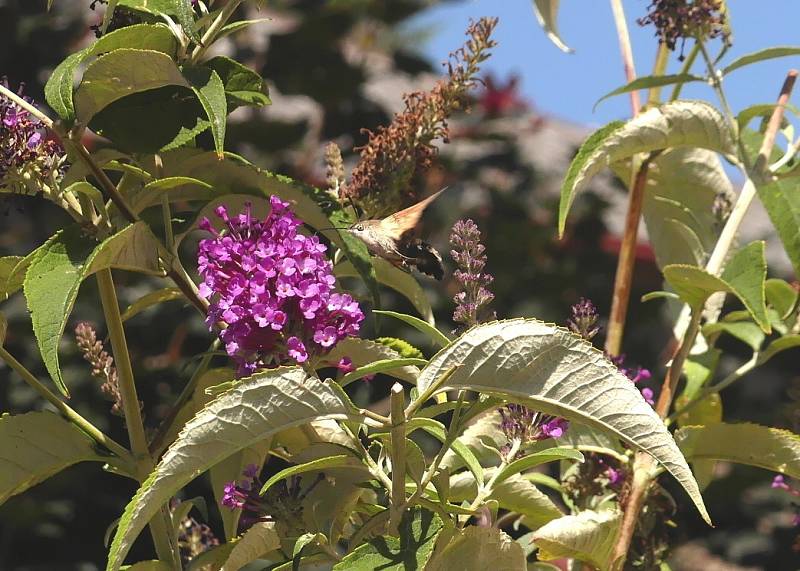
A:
[343,17,498,217]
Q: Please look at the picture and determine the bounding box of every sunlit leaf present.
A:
[323,337,421,384]
[533,509,621,571]
[373,310,450,348]
[219,522,280,571]
[106,368,354,570]
[722,46,800,75]
[663,241,770,332]
[0,412,106,505]
[24,223,162,395]
[183,66,227,156]
[595,74,704,110]
[416,318,710,524]
[427,527,526,571]
[531,0,572,53]
[560,101,735,236]
[121,288,185,322]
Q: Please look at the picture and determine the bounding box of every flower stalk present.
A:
[389,383,407,531]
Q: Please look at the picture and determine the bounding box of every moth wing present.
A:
[378,188,447,241]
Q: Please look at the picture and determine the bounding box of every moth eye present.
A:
[355,224,364,232]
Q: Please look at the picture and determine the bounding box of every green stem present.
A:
[189,0,243,63]
[0,345,133,466]
[389,384,407,531]
[460,438,520,528]
[96,269,181,568]
[669,43,701,101]
[0,83,54,128]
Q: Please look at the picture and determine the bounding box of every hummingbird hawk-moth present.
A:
[347,189,446,280]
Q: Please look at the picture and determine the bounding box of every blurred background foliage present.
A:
[0,1,798,569]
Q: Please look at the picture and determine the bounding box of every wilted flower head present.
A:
[567,297,600,341]
[638,0,729,58]
[0,79,65,196]
[450,219,495,328]
[343,18,497,216]
[498,403,569,459]
[198,197,364,375]
[176,513,219,564]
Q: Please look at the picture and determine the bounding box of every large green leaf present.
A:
[531,0,572,53]
[676,423,800,478]
[23,223,162,396]
[75,48,189,123]
[619,148,733,269]
[0,412,106,505]
[427,527,526,571]
[335,258,434,324]
[0,256,24,300]
[663,241,770,332]
[332,507,443,571]
[45,24,178,121]
[106,368,354,571]
[449,470,563,530]
[755,177,800,278]
[415,318,710,524]
[183,66,227,156]
[559,100,735,235]
[532,509,621,571]
[219,522,279,571]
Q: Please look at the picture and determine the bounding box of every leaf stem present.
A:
[389,383,407,531]
[96,269,181,567]
[189,0,243,63]
[0,344,133,466]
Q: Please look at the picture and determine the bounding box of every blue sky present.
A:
[411,1,800,128]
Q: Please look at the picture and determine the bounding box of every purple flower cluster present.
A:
[198,197,364,375]
[450,219,495,328]
[609,353,654,406]
[567,297,601,341]
[498,403,569,458]
[1,79,64,194]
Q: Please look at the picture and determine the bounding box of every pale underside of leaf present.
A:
[219,522,280,571]
[427,526,526,571]
[106,368,353,571]
[533,509,621,571]
[532,0,573,53]
[416,318,710,524]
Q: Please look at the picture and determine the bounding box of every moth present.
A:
[348,189,446,280]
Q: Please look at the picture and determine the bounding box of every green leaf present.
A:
[531,0,572,53]
[335,258,434,324]
[621,148,733,269]
[554,422,627,461]
[121,562,172,571]
[24,223,162,395]
[182,66,227,156]
[217,18,272,41]
[737,102,800,130]
[559,101,735,236]
[681,349,720,400]
[722,46,800,75]
[339,358,428,387]
[0,312,6,346]
[172,0,203,46]
[533,510,621,571]
[121,288,184,322]
[420,422,485,486]
[441,412,506,473]
[427,527,526,571]
[754,177,800,278]
[219,522,280,571]
[494,448,584,487]
[703,321,765,351]
[676,423,800,479]
[663,241,770,332]
[449,470,563,530]
[106,368,354,570]
[415,318,711,524]
[375,337,425,359]
[259,455,354,495]
[323,337,422,385]
[0,412,106,505]
[45,24,178,121]
[204,56,270,109]
[758,335,800,364]
[765,278,799,320]
[332,507,443,571]
[373,310,450,348]
[75,48,189,123]
[595,74,704,110]
[0,256,24,300]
